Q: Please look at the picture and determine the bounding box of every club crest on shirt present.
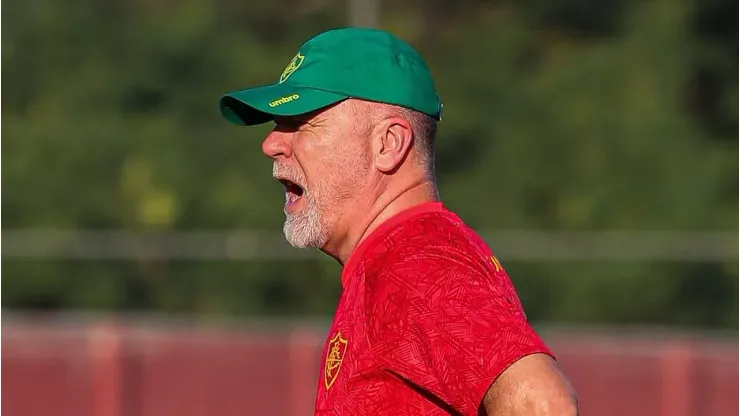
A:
[324,331,348,390]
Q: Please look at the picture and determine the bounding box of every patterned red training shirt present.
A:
[313,202,554,415]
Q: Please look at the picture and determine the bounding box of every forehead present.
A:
[311,99,359,121]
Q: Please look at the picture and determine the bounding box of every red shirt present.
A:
[313,202,554,415]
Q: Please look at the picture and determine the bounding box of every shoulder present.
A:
[363,208,528,334]
[359,209,555,414]
[364,208,517,303]
[367,208,493,277]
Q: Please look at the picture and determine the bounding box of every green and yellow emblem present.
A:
[279,52,305,84]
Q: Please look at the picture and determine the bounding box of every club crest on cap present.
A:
[279,52,305,84]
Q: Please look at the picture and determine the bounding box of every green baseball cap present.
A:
[219,27,443,126]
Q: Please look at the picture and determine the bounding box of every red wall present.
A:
[3,322,737,416]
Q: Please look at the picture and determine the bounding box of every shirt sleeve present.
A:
[364,251,554,416]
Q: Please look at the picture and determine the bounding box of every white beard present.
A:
[283,187,329,248]
[274,154,363,250]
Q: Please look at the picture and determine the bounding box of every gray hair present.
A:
[353,100,438,176]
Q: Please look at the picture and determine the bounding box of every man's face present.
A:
[262,101,372,248]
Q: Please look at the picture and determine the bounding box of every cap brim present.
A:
[219,83,348,126]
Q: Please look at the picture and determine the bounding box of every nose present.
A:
[261,130,292,160]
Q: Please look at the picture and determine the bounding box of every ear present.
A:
[371,116,414,173]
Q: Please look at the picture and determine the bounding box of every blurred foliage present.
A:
[2,0,737,328]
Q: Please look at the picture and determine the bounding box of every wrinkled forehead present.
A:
[282,99,376,132]
[313,98,368,122]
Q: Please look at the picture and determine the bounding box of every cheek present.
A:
[298,132,370,194]
[306,157,361,203]
[332,149,372,195]
[346,142,373,176]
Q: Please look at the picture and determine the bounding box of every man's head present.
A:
[219,28,441,249]
[264,99,438,248]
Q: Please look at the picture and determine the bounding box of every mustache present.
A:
[272,164,306,187]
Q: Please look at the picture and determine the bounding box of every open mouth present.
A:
[277,178,305,209]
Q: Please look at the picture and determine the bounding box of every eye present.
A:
[274,117,306,131]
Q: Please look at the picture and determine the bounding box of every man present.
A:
[219,27,578,416]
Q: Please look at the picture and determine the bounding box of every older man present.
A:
[219,27,578,416]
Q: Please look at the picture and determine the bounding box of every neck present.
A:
[321,177,439,265]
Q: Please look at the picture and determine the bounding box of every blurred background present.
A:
[2,0,738,415]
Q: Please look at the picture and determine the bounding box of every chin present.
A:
[284,235,325,249]
[283,224,328,249]
[284,235,312,249]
